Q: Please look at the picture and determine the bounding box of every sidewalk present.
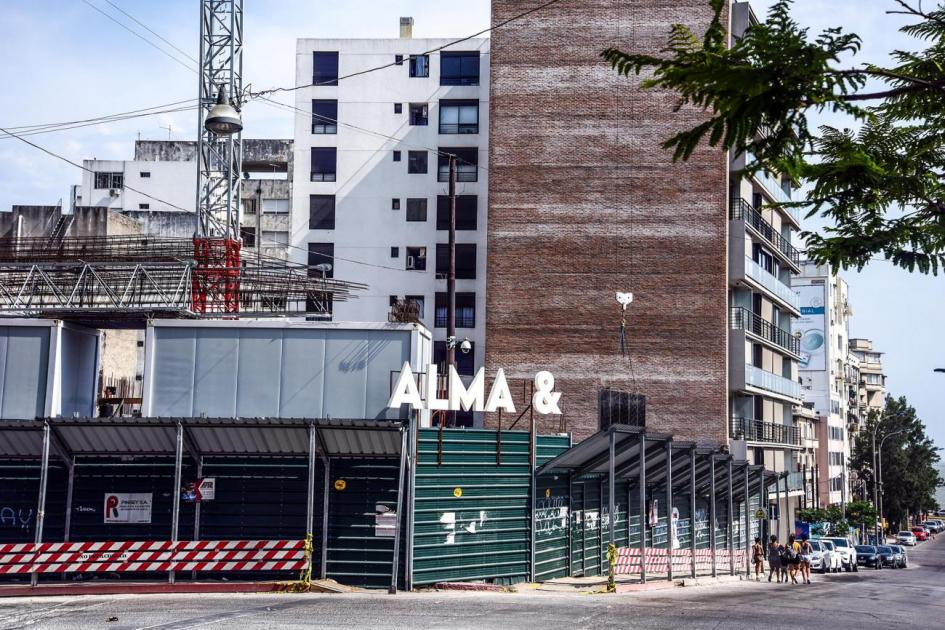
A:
[0,579,349,598]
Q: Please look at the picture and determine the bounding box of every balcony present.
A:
[730,307,800,355]
[730,417,801,447]
[730,198,801,268]
[785,471,807,492]
[745,364,802,400]
[438,123,478,135]
[741,151,802,226]
[743,256,801,312]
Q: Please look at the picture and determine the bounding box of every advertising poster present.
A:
[103,493,152,524]
[796,284,826,370]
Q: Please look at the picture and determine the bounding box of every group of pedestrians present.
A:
[751,534,813,584]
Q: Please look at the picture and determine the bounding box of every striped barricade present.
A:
[0,539,308,575]
[614,546,746,576]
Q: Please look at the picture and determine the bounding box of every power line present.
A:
[102,0,198,63]
[0,104,198,140]
[2,98,198,132]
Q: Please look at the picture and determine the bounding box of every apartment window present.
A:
[140,171,151,178]
[312,99,338,134]
[391,247,399,258]
[138,203,149,210]
[394,54,404,66]
[409,103,429,126]
[393,150,401,162]
[435,243,476,279]
[829,451,844,466]
[436,195,477,230]
[440,51,479,85]
[405,246,427,271]
[242,198,257,215]
[310,147,337,182]
[439,100,479,134]
[406,198,427,221]
[409,54,429,78]
[240,226,256,248]
[262,198,289,214]
[406,295,425,319]
[752,243,774,274]
[751,343,763,369]
[438,147,477,182]
[309,194,335,229]
[307,242,334,278]
[94,172,123,189]
[435,292,476,328]
[408,150,428,174]
[391,198,400,210]
[261,230,289,247]
[433,341,475,376]
[312,51,339,86]
[829,476,844,492]
[829,426,844,441]
[394,103,402,114]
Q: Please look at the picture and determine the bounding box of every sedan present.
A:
[877,545,900,568]
[898,531,917,546]
[889,544,909,568]
[922,519,942,533]
[854,545,882,569]
[809,540,837,574]
[911,526,929,541]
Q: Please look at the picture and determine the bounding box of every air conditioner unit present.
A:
[109,188,120,197]
[406,256,416,270]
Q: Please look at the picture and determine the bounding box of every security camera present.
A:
[615,291,634,309]
[459,338,472,354]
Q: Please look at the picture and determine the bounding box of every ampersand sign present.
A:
[532,371,562,415]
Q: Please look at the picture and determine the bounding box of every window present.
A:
[409,103,429,126]
[391,198,400,210]
[405,295,425,319]
[409,54,429,78]
[138,203,149,209]
[751,343,763,368]
[438,147,478,182]
[310,147,337,182]
[864,373,883,385]
[406,246,427,271]
[140,171,151,178]
[307,242,334,278]
[829,476,844,492]
[433,341,475,376]
[435,292,476,328]
[391,247,399,258]
[435,244,476,279]
[752,243,774,274]
[312,100,338,134]
[439,100,479,134]
[393,150,401,162]
[394,54,404,66]
[94,172,123,189]
[436,195,477,230]
[440,51,479,85]
[394,103,402,114]
[406,198,427,221]
[242,199,257,215]
[241,226,256,248]
[261,230,289,247]
[309,195,335,229]
[408,150,428,174]
[262,198,289,214]
[312,51,339,85]
[829,451,844,466]
[829,426,844,441]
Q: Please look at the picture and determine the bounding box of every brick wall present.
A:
[486,0,729,444]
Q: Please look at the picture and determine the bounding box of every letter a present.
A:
[388,363,423,410]
[449,366,485,411]
[485,368,516,413]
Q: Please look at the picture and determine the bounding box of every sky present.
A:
[0,1,941,446]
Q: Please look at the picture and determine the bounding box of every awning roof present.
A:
[0,417,404,461]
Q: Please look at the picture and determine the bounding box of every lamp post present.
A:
[876,429,904,541]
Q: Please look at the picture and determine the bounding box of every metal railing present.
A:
[745,364,803,400]
[438,169,477,183]
[744,257,800,311]
[438,123,479,134]
[742,151,801,224]
[730,417,802,446]
[730,198,801,266]
[730,307,800,354]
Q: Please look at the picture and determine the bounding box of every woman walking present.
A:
[785,534,801,584]
[752,537,765,580]
[767,535,782,582]
[799,537,813,584]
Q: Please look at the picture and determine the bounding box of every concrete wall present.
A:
[485,0,729,443]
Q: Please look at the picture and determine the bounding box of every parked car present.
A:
[854,545,882,570]
[818,539,843,573]
[876,545,900,568]
[924,519,944,533]
[889,544,909,568]
[911,526,929,541]
[897,530,917,546]
[822,537,858,572]
[809,539,839,574]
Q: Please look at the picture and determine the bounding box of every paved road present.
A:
[1,539,942,629]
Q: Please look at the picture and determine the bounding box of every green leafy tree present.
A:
[602,0,945,274]
[850,396,943,530]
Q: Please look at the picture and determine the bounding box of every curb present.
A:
[434,582,509,592]
[0,580,339,599]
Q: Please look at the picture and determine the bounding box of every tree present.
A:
[602,0,945,274]
[849,396,942,529]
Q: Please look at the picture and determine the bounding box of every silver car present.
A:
[897,530,917,546]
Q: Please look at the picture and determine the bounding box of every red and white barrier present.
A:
[615,547,747,575]
[0,540,307,575]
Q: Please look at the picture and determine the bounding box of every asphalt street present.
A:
[1,538,943,629]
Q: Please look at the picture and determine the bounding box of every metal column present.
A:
[31,422,51,587]
[727,458,734,576]
[775,472,783,541]
[528,413,537,581]
[709,455,717,578]
[665,440,673,582]
[63,458,75,542]
[608,432,616,551]
[389,428,409,594]
[780,473,788,541]
[689,448,697,578]
[169,422,184,585]
[321,457,330,580]
[306,425,317,536]
[193,460,203,542]
[744,466,751,577]
[638,432,647,583]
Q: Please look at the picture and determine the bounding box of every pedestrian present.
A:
[784,534,800,584]
[752,537,765,580]
[767,535,782,582]
[799,537,813,584]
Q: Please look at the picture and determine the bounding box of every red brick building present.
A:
[485,0,729,443]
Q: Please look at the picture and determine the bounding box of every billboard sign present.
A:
[103,493,152,524]
[796,284,826,371]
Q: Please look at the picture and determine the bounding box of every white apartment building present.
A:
[292,20,489,406]
[850,338,887,417]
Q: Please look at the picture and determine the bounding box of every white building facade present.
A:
[292,25,490,402]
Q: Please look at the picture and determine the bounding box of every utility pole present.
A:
[446,154,457,427]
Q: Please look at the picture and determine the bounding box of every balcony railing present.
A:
[439,123,479,134]
[743,150,801,224]
[745,363,802,400]
[438,169,477,183]
[730,198,801,266]
[730,417,802,446]
[744,256,800,311]
[730,307,800,354]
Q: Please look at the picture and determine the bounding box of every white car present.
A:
[897,530,917,546]
[822,537,858,572]
[809,539,841,574]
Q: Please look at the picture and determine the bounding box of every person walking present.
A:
[767,535,782,583]
[799,537,813,584]
[784,534,801,584]
[752,537,765,580]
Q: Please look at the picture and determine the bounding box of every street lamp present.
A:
[205,86,242,135]
[871,423,905,542]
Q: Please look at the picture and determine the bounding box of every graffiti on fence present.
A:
[439,510,489,544]
[0,506,33,530]
[536,496,568,535]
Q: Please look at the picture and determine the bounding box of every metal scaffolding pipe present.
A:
[608,432,616,551]
[709,456,717,578]
[727,458,734,576]
[639,432,647,584]
[170,422,184,585]
[389,428,409,594]
[689,447,697,579]
[665,440,673,582]
[31,422,51,587]
[744,466,751,577]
